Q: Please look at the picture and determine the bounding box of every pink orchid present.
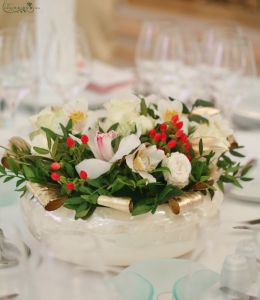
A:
[76,130,140,179]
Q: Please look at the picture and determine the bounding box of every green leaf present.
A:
[111,136,122,153]
[229,149,245,158]
[7,157,18,175]
[182,103,190,114]
[199,138,203,156]
[140,98,148,116]
[65,197,85,205]
[22,165,35,180]
[147,107,159,119]
[240,177,253,182]
[41,127,58,141]
[87,178,104,188]
[132,198,154,216]
[107,122,119,132]
[0,164,6,173]
[109,179,125,193]
[158,185,183,204]
[192,99,214,109]
[33,147,49,155]
[66,119,73,132]
[63,162,76,178]
[151,166,170,174]
[4,176,13,183]
[188,114,209,125]
[79,186,92,194]
[188,126,196,136]
[240,164,253,177]
[16,178,25,187]
[81,193,99,205]
[217,180,224,192]
[51,138,59,158]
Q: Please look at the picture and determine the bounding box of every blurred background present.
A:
[0,0,260,123]
[1,0,260,68]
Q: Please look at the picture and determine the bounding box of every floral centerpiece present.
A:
[0,97,252,219]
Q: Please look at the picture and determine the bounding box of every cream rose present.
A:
[163,152,191,188]
[135,115,154,134]
[103,99,140,134]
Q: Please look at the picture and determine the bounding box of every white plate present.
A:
[229,167,260,202]
[233,84,260,129]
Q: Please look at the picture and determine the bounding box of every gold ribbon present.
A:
[168,192,204,215]
[97,195,133,213]
[26,182,66,211]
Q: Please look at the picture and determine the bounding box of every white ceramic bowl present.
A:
[21,190,223,267]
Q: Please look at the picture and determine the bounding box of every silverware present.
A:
[0,294,19,300]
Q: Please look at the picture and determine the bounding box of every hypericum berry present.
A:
[187,154,192,161]
[81,134,89,144]
[175,130,184,138]
[50,162,61,171]
[167,140,177,149]
[154,133,162,143]
[51,172,60,181]
[185,143,191,151]
[66,182,75,190]
[66,137,75,148]
[171,114,179,124]
[149,128,157,138]
[160,123,167,132]
[161,132,167,142]
[180,134,188,144]
[176,121,183,130]
[80,170,88,180]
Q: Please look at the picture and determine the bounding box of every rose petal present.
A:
[76,159,112,179]
[110,134,140,163]
[139,171,156,183]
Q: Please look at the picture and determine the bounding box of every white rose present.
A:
[30,106,68,136]
[135,115,154,134]
[190,114,233,159]
[103,99,140,134]
[163,152,191,188]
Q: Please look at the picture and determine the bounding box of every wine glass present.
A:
[45,27,92,103]
[154,27,200,102]
[206,31,257,122]
[135,20,173,95]
[0,222,32,299]
[0,26,36,126]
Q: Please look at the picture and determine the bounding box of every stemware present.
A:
[153,27,202,102]
[0,25,36,126]
[135,20,173,95]
[202,27,257,122]
[44,27,92,103]
[0,222,32,299]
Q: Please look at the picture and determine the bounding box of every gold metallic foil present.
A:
[97,195,133,213]
[26,182,65,211]
[168,192,204,215]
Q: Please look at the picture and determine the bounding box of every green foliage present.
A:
[0,98,253,220]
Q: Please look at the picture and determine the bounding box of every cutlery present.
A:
[0,294,19,300]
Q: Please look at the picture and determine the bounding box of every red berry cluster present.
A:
[66,134,89,148]
[50,134,89,191]
[148,114,192,160]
